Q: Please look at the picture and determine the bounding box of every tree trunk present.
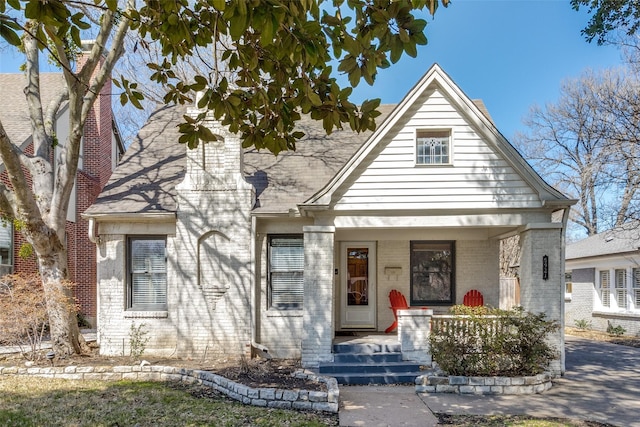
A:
[37,245,87,356]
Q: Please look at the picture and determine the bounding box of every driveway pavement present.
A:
[339,335,640,426]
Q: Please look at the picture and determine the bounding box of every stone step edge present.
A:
[0,365,339,413]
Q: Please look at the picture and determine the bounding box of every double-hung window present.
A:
[128,236,167,311]
[416,130,451,165]
[410,241,455,305]
[269,235,304,310]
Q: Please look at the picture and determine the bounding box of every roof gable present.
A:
[301,64,570,212]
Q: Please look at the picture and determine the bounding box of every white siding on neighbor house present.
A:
[333,89,540,211]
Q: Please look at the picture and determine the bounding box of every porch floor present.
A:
[333,332,399,345]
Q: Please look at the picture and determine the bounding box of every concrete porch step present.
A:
[332,342,401,354]
[319,339,425,385]
[319,361,423,375]
[333,352,404,364]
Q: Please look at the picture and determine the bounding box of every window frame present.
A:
[409,240,455,306]
[0,222,13,276]
[415,129,452,166]
[268,234,304,311]
[597,267,640,313]
[126,236,168,311]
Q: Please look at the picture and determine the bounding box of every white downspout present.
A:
[88,217,100,244]
[559,206,571,376]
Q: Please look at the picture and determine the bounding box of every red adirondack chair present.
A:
[463,289,484,307]
[385,289,425,333]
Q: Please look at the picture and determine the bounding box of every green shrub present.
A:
[574,319,592,330]
[606,322,626,336]
[429,306,559,376]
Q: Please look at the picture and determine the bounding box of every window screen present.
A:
[128,237,167,310]
[269,236,303,309]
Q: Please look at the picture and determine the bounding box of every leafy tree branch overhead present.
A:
[0,0,448,356]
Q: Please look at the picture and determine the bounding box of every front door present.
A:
[340,242,376,329]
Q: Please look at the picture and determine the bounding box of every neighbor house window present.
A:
[269,235,303,310]
[416,130,450,165]
[565,272,572,300]
[0,222,12,276]
[410,241,455,305]
[615,269,627,309]
[128,236,167,311]
[598,268,640,312]
[599,270,610,308]
[634,268,640,309]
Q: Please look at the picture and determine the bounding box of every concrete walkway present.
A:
[339,336,640,426]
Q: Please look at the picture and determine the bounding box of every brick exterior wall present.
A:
[97,117,256,358]
[518,225,565,376]
[3,51,114,326]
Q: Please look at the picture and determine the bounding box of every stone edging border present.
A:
[0,365,339,413]
[415,372,553,395]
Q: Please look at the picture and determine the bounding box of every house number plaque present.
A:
[542,255,549,280]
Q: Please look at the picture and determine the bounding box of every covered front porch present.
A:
[300,218,568,377]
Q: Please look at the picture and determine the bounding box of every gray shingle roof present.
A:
[0,73,66,145]
[84,104,396,216]
[566,224,640,260]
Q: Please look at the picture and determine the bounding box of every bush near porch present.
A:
[430,306,559,377]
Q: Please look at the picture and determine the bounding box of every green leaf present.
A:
[0,22,20,46]
[8,0,21,10]
[211,0,225,11]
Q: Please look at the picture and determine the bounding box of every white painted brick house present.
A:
[84,64,575,374]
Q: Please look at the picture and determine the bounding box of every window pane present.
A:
[410,241,454,305]
[416,131,450,165]
[615,269,627,309]
[129,238,167,310]
[269,236,303,309]
[0,222,12,276]
[600,270,610,308]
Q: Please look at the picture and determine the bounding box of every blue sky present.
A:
[0,0,624,140]
[343,0,624,140]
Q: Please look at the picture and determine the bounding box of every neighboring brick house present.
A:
[0,64,124,326]
[565,224,640,336]
[84,64,575,375]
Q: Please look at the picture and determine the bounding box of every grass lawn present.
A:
[0,376,337,426]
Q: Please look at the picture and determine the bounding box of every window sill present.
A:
[266,309,303,318]
[124,310,168,319]
[593,310,640,319]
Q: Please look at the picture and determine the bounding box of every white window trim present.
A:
[126,236,168,312]
[268,234,304,311]
[596,267,640,314]
[414,128,454,167]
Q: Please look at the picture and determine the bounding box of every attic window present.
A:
[416,130,451,165]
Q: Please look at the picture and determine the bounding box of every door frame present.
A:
[339,241,377,329]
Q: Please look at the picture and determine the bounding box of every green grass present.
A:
[0,376,336,427]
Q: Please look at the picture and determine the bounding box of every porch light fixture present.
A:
[542,255,549,280]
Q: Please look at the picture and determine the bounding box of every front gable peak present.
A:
[299,63,571,213]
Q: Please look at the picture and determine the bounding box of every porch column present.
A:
[301,225,335,368]
[398,309,433,364]
[518,223,565,376]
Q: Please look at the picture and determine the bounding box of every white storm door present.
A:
[340,242,376,329]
